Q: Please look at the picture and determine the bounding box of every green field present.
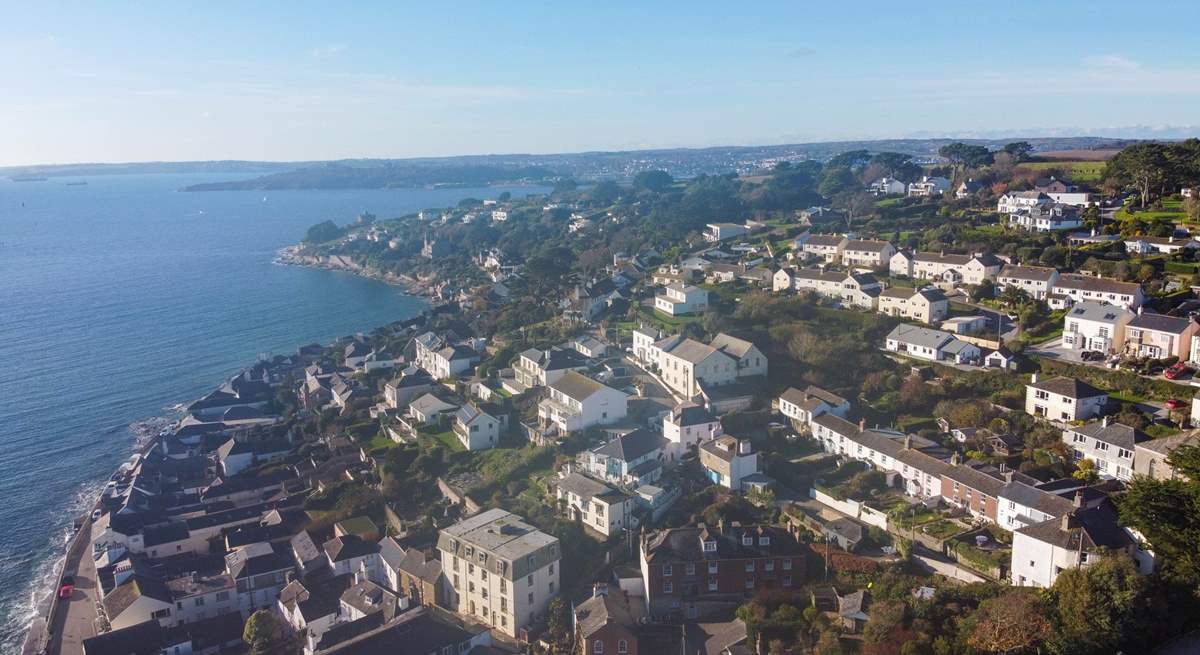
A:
[1117,198,1187,223]
[1022,160,1106,184]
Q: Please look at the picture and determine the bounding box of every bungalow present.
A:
[778,385,850,432]
[407,393,458,426]
[907,176,951,197]
[885,324,980,364]
[1025,374,1107,422]
[538,371,628,434]
[1061,301,1133,353]
[1051,274,1144,310]
[869,177,907,196]
[800,234,848,263]
[877,287,949,324]
[840,239,896,269]
[1124,311,1199,360]
[699,435,763,491]
[983,347,1018,371]
[1123,235,1200,255]
[654,283,709,316]
[997,264,1059,300]
[705,222,751,242]
[1063,418,1149,482]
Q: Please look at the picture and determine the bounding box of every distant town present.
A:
[42,138,1200,655]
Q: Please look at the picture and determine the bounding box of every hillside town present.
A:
[55,140,1200,655]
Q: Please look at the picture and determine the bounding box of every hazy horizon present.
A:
[4,1,1200,167]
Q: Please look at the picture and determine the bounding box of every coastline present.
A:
[274,245,438,299]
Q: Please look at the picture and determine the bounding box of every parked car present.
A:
[90,509,102,522]
[1165,362,1191,379]
[1081,351,1104,362]
[58,574,75,599]
[1165,398,1188,410]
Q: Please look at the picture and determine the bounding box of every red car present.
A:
[1165,399,1187,410]
[58,575,75,599]
[1165,363,1191,380]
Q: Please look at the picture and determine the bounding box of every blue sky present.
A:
[3,1,1200,166]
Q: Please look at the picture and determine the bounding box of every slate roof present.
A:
[1015,502,1134,551]
[1069,420,1150,450]
[668,402,717,427]
[575,591,636,639]
[320,607,485,655]
[710,333,756,358]
[593,428,668,462]
[81,620,165,655]
[999,264,1057,282]
[1028,376,1106,399]
[642,524,802,564]
[549,370,616,402]
[102,575,173,619]
[886,324,956,350]
[804,234,846,247]
[1067,301,1132,323]
[665,338,722,364]
[408,393,458,416]
[999,481,1075,516]
[1129,312,1194,334]
[324,534,381,563]
[843,239,892,253]
[1054,273,1141,296]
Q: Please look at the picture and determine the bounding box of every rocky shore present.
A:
[275,245,437,298]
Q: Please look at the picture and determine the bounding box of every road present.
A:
[46,521,98,655]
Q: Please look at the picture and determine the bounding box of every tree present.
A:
[546,596,570,643]
[1047,556,1145,655]
[633,169,674,193]
[815,630,845,655]
[1105,143,1171,208]
[939,142,994,176]
[966,590,1051,654]
[589,180,621,205]
[1117,444,1200,582]
[1002,141,1034,162]
[244,609,293,655]
[1071,457,1099,483]
[819,166,860,200]
[863,600,906,644]
[304,220,343,243]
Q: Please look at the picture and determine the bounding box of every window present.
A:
[708,578,718,591]
[745,577,755,589]
[758,536,770,546]
[663,581,673,593]
[549,581,555,593]
[742,535,753,546]
[548,564,554,576]
[194,597,205,607]
[764,561,774,571]
[528,592,534,604]
[1097,441,1109,452]
[663,564,672,576]
[745,562,755,572]
[528,575,534,586]
[708,562,718,574]
[783,575,792,587]
[594,641,604,654]
[782,560,792,571]
[703,540,717,552]
[216,591,230,602]
[685,563,695,576]
[618,639,628,653]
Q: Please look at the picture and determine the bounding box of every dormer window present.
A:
[741,535,753,546]
[703,540,717,552]
[758,536,770,546]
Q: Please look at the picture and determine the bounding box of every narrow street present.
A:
[46,521,98,655]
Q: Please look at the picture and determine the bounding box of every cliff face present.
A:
[277,247,423,291]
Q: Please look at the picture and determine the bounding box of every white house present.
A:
[654,283,709,316]
[662,402,723,459]
[1051,274,1143,310]
[956,179,984,199]
[840,239,896,269]
[453,403,501,451]
[699,435,762,490]
[997,265,1059,300]
[538,371,628,434]
[1061,301,1133,353]
[1025,374,1107,422]
[1063,418,1149,482]
[778,385,850,432]
[1008,203,1082,232]
[578,428,669,487]
[869,177,907,196]
[907,176,951,197]
[657,338,737,398]
[997,191,1051,215]
[705,222,751,242]
[800,234,848,262]
[1010,503,1141,588]
[555,471,639,538]
[885,324,980,364]
[513,346,588,389]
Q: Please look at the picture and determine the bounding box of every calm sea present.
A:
[0,173,545,649]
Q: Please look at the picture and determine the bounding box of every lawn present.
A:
[1117,198,1186,223]
[365,432,399,453]
[921,519,964,540]
[420,427,465,452]
[1021,160,1106,184]
[636,306,702,330]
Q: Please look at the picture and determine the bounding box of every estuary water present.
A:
[0,173,542,649]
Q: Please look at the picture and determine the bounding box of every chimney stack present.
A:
[738,440,752,455]
[1102,415,1110,428]
[593,583,608,598]
[1030,372,1039,384]
[1004,471,1014,483]
[858,418,866,431]
[1061,511,1076,531]
[904,435,912,450]
[951,452,961,466]
[1074,490,1084,508]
